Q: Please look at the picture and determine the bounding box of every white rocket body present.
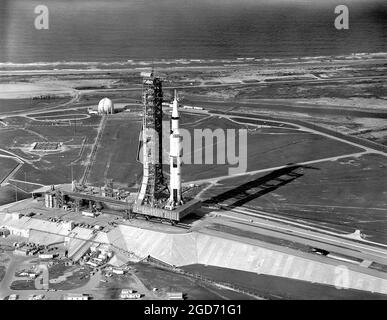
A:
[168,91,183,207]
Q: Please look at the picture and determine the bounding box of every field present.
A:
[0,185,29,206]
[202,153,387,244]
[14,149,92,186]
[0,109,367,199]
[10,279,36,290]
[33,114,90,121]
[0,116,100,186]
[179,116,362,182]
[48,262,91,290]
[182,264,387,300]
[27,109,89,118]
[86,111,211,187]
[0,97,71,115]
[0,62,386,237]
[133,262,254,300]
[0,158,19,183]
[7,180,44,193]
[84,112,362,188]
[87,115,143,187]
[0,266,5,283]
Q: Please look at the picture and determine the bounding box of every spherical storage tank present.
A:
[97,97,114,114]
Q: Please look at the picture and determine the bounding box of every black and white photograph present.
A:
[0,0,386,306]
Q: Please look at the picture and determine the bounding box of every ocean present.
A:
[0,0,386,64]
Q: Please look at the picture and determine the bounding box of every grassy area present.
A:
[34,114,90,121]
[48,262,91,290]
[10,279,36,290]
[0,128,42,156]
[87,116,142,187]
[180,112,209,125]
[0,157,18,183]
[25,119,100,143]
[182,264,387,300]
[0,97,71,114]
[230,117,298,129]
[202,153,387,244]
[97,273,142,300]
[0,116,100,185]
[14,147,90,185]
[369,262,387,273]
[0,185,29,206]
[0,265,6,282]
[180,116,362,182]
[48,261,74,278]
[27,109,89,118]
[181,76,386,101]
[8,181,42,193]
[134,262,254,300]
[206,223,312,252]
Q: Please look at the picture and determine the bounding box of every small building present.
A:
[167,292,184,300]
[28,294,45,300]
[120,289,141,299]
[82,211,96,218]
[97,253,107,260]
[121,289,135,295]
[14,247,31,256]
[8,294,18,300]
[87,108,98,115]
[64,293,90,300]
[86,261,98,267]
[8,225,29,238]
[39,253,55,259]
[28,249,39,256]
[112,268,124,275]
[90,244,99,253]
[124,293,141,299]
[0,228,10,237]
[98,244,110,255]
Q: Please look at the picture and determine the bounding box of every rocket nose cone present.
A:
[172,100,179,118]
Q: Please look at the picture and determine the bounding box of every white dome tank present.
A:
[97,98,114,114]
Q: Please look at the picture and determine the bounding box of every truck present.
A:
[82,211,96,218]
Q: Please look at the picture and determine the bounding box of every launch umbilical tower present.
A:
[137,72,168,206]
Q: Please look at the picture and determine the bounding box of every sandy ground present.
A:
[0,83,74,99]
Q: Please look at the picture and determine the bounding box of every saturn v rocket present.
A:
[167,90,183,208]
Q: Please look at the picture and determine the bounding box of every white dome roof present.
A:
[98,97,114,114]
